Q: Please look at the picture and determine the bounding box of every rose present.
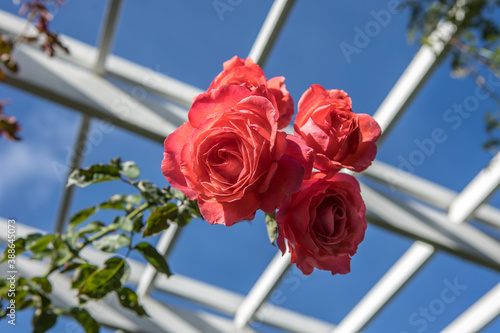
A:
[276,172,367,275]
[162,84,310,226]
[294,84,381,173]
[208,56,294,129]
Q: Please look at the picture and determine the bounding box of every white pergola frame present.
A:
[1,1,500,332]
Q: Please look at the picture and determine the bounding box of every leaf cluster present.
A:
[0,158,201,332]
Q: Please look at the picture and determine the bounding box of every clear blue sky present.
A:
[1,1,499,332]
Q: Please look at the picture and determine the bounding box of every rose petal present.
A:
[161,122,197,199]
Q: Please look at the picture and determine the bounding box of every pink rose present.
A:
[208,56,294,129]
[294,84,381,173]
[276,172,367,275]
[162,84,310,226]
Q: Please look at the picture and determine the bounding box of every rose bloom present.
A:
[208,56,294,129]
[276,172,367,275]
[162,84,310,226]
[294,84,381,173]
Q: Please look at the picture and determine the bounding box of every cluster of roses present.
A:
[162,56,381,275]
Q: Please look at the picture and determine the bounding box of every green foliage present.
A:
[78,257,130,300]
[92,234,130,253]
[134,242,172,276]
[403,0,500,151]
[0,158,201,332]
[116,287,149,317]
[143,203,177,238]
[67,307,99,333]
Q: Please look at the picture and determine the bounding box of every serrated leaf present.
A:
[138,180,165,205]
[31,277,52,293]
[265,213,278,245]
[142,203,177,238]
[116,287,149,317]
[134,242,171,276]
[25,233,44,248]
[33,308,58,333]
[72,264,98,289]
[27,235,56,253]
[120,161,140,180]
[78,257,129,299]
[69,206,98,230]
[67,307,100,333]
[92,234,130,253]
[67,164,121,188]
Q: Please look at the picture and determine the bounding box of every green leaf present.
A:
[27,235,56,253]
[50,238,73,268]
[142,203,177,238]
[25,233,44,248]
[119,161,140,180]
[1,237,25,263]
[116,287,149,317]
[79,257,130,299]
[67,164,121,188]
[31,277,52,293]
[169,187,187,201]
[265,213,278,245]
[138,180,165,205]
[99,194,142,211]
[72,264,98,289]
[67,307,100,333]
[60,260,86,274]
[76,221,105,235]
[69,206,98,230]
[32,308,58,333]
[92,234,130,253]
[131,214,143,233]
[134,242,171,276]
[116,216,134,233]
[177,199,200,227]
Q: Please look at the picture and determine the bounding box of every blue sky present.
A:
[1,1,500,332]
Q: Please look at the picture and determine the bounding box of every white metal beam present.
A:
[333,241,435,333]
[362,160,500,230]
[0,10,202,109]
[448,152,500,223]
[248,0,296,66]
[94,0,123,75]
[442,282,500,333]
[0,254,262,333]
[53,115,91,233]
[373,21,456,142]
[335,170,500,332]
[5,43,181,142]
[0,218,335,333]
[362,184,500,271]
[234,251,291,329]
